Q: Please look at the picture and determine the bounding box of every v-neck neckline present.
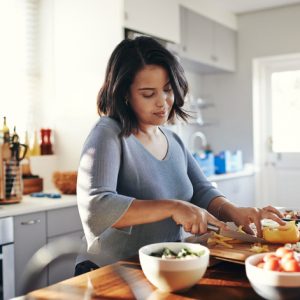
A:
[131,127,170,161]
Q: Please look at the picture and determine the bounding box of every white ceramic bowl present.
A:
[245,252,300,300]
[139,242,209,292]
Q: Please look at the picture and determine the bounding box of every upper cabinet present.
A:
[124,0,180,43]
[180,6,237,72]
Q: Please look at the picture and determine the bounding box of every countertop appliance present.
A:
[0,217,15,300]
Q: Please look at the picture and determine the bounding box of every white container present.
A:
[139,242,209,292]
[246,253,300,300]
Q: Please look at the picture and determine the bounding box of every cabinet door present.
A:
[213,22,236,71]
[124,0,180,43]
[180,6,213,65]
[216,176,255,207]
[47,206,82,238]
[47,230,83,285]
[14,212,47,296]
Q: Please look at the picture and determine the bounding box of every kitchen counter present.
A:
[208,164,255,182]
[26,257,263,300]
[0,165,255,218]
[0,194,77,218]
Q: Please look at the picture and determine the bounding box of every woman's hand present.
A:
[171,200,227,235]
[225,205,285,237]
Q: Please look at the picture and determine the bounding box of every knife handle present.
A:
[207,223,220,233]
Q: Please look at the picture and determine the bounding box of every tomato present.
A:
[281,259,300,272]
[263,253,277,262]
[263,257,280,271]
[281,252,295,266]
[275,247,293,258]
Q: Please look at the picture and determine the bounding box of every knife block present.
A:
[0,145,23,204]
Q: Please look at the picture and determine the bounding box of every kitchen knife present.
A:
[207,223,267,243]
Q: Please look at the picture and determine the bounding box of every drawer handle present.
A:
[21,219,41,225]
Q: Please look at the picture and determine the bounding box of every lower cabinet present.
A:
[14,212,47,296]
[46,206,83,285]
[13,206,83,296]
[215,176,255,207]
[47,230,83,285]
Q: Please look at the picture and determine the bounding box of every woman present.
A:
[75,36,283,275]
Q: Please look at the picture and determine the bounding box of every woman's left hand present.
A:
[228,205,285,237]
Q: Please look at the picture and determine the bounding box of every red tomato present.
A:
[281,252,295,266]
[263,253,277,262]
[281,259,300,272]
[275,247,293,258]
[264,257,280,271]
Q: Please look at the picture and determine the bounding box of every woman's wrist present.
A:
[208,196,239,222]
[219,201,239,222]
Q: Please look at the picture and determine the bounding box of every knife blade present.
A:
[207,223,267,243]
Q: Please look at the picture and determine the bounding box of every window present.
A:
[271,70,300,152]
[0,0,40,136]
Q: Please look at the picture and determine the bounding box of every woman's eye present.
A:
[142,93,154,98]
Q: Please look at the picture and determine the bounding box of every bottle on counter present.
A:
[40,128,53,155]
[30,130,41,156]
[2,116,10,143]
[1,117,11,160]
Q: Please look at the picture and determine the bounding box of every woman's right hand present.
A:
[171,200,227,235]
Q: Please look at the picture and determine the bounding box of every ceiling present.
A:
[211,0,300,14]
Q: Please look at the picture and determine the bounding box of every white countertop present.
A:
[208,164,256,182]
[0,194,77,218]
[0,164,255,218]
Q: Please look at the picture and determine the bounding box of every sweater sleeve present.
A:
[187,150,224,209]
[77,121,134,253]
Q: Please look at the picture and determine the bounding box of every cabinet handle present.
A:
[21,219,41,225]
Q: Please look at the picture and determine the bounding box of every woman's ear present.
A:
[125,95,129,105]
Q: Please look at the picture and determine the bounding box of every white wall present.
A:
[39,0,124,171]
[200,4,300,162]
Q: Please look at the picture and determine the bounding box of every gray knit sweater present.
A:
[76,116,223,266]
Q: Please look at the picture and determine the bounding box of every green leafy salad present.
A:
[150,247,205,259]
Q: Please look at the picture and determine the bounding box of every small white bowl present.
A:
[245,252,300,300]
[139,242,209,292]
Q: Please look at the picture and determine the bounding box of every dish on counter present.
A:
[139,242,209,292]
[246,247,300,300]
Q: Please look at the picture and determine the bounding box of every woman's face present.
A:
[128,64,174,127]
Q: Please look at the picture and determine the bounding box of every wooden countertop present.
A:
[27,258,263,300]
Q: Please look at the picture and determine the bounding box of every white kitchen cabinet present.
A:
[46,206,83,285]
[216,176,255,207]
[12,204,83,295]
[124,0,180,43]
[180,6,236,72]
[47,231,83,285]
[213,22,236,71]
[14,212,47,296]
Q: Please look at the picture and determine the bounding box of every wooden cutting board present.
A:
[208,243,280,263]
[185,233,281,263]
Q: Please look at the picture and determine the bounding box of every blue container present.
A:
[214,151,231,174]
[193,152,215,177]
[214,150,243,174]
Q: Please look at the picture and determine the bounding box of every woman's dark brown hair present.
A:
[97,36,189,136]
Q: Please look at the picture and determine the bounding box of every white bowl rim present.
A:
[139,242,209,261]
[246,252,300,276]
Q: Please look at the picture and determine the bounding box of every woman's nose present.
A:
[156,92,168,106]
